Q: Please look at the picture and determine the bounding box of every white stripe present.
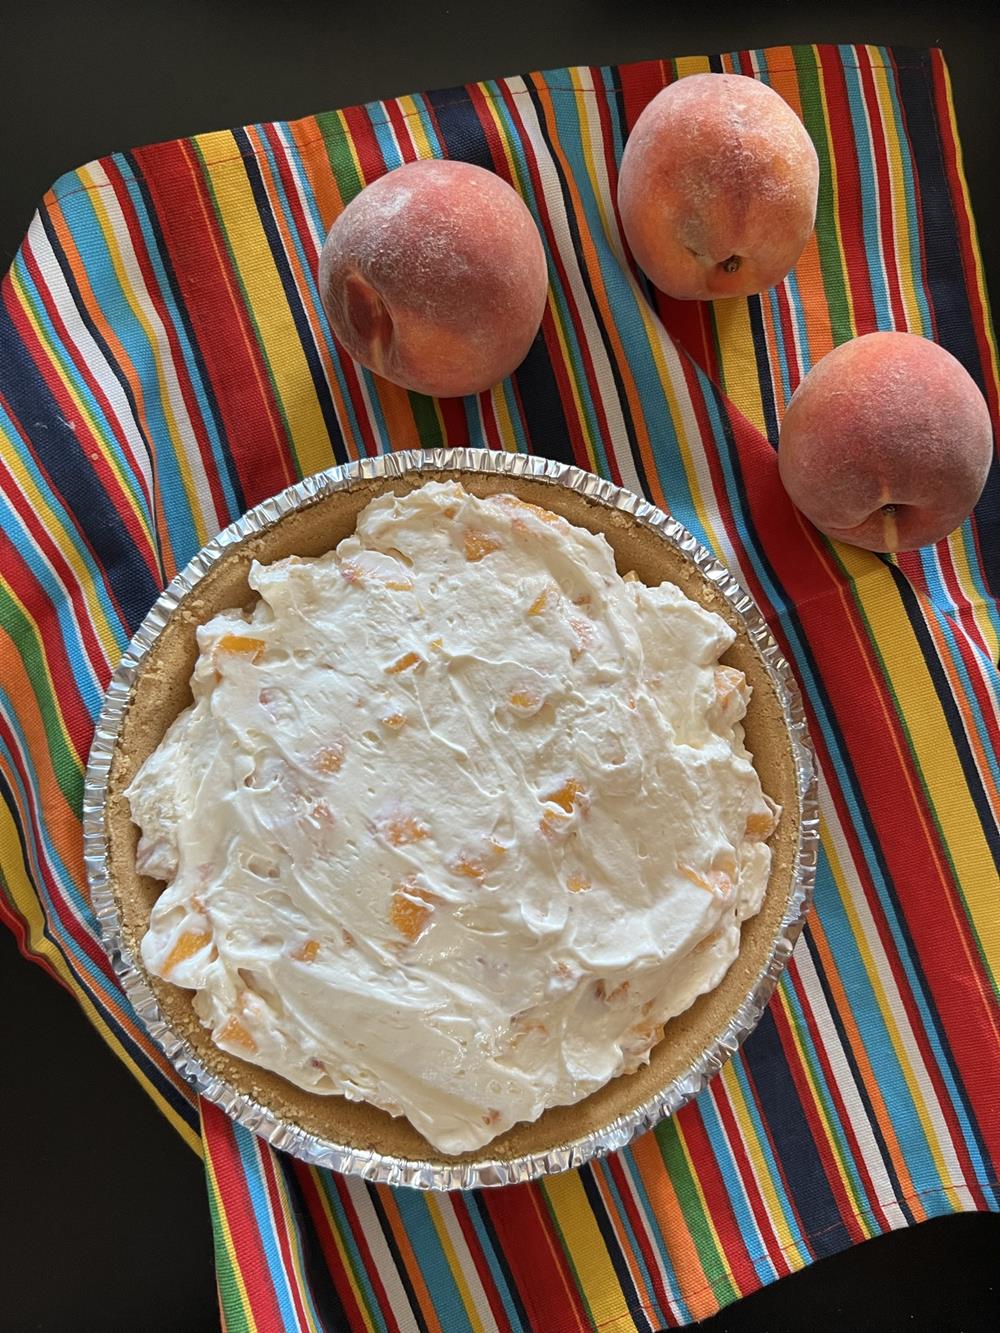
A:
[818,777,977,1205]
[24,214,157,510]
[82,160,220,538]
[435,1195,502,1333]
[503,76,645,497]
[343,1177,421,1333]
[791,936,909,1227]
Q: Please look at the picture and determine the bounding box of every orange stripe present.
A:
[374,1187,446,1333]
[631,1132,715,1307]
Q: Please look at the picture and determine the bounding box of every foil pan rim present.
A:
[83,448,819,1191]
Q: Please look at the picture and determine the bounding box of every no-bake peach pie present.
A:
[108,475,798,1163]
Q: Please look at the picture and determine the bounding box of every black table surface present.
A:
[2,3,998,1330]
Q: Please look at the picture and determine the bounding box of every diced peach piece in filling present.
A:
[386,651,422,675]
[313,743,345,774]
[679,863,734,898]
[745,804,778,839]
[390,879,440,942]
[292,939,321,963]
[217,1016,257,1053]
[543,778,586,814]
[464,529,503,562]
[215,634,266,663]
[163,930,212,976]
[374,809,430,846]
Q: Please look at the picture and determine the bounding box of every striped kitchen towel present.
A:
[1,42,997,1332]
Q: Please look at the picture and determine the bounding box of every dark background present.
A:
[1,2,998,1329]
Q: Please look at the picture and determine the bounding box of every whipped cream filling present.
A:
[127,481,779,1154]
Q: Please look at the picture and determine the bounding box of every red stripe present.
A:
[102,155,231,528]
[452,1197,516,1333]
[782,959,894,1232]
[677,1103,762,1290]
[200,1105,289,1332]
[384,99,420,163]
[131,138,296,506]
[0,449,114,688]
[257,1149,314,1331]
[0,530,94,762]
[484,1184,590,1332]
[855,48,908,329]
[708,1081,794,1276]
[289,1165,374,1332]
[816,46,879,333]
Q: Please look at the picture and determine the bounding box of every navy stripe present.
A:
[742,1006,852,1257]
[523,77,652,493]
[231,127,348,471]
[364,1181,431,1333]
[34,204,165,582]
[0,300,160,631]
[426,84,576,466]
[892,48,999,589]
[801,926,917,1224]
[279,1159,355,1332]
[579,1166,655,1333]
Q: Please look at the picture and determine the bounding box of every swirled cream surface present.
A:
[127,482,778,1154]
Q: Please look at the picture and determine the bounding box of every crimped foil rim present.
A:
[83,448,818,1191]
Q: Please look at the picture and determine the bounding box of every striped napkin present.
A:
[1,42,997,1332]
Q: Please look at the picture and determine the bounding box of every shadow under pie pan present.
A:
[84,448,819,1190]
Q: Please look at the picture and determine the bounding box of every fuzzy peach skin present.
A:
[778,332,994,552]
[318,160,548,398]
[617,73,819,301]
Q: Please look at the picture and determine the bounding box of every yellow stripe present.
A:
[264,1154,324,1333]
[492,379,522,451]
[307,1175,378,1333]
[397,95,436,159]
[76,165,214,548]
[720,1061,809,1266]
[1,432,121,664]
[202,1124,260,1333]
[867,52,925,334]
[0,799,201,1154]
[714,299,769,435]
[197,135,333,480]
[425,1197,486,1333]
[674,55,713,78]
[841,547,1000,976]
[543,1172,641,1333]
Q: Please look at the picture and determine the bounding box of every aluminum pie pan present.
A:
[83,447,818,1191]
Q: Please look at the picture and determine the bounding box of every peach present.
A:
[318,159,548,397]
[617,73,819,300]
[778,332,993,552]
